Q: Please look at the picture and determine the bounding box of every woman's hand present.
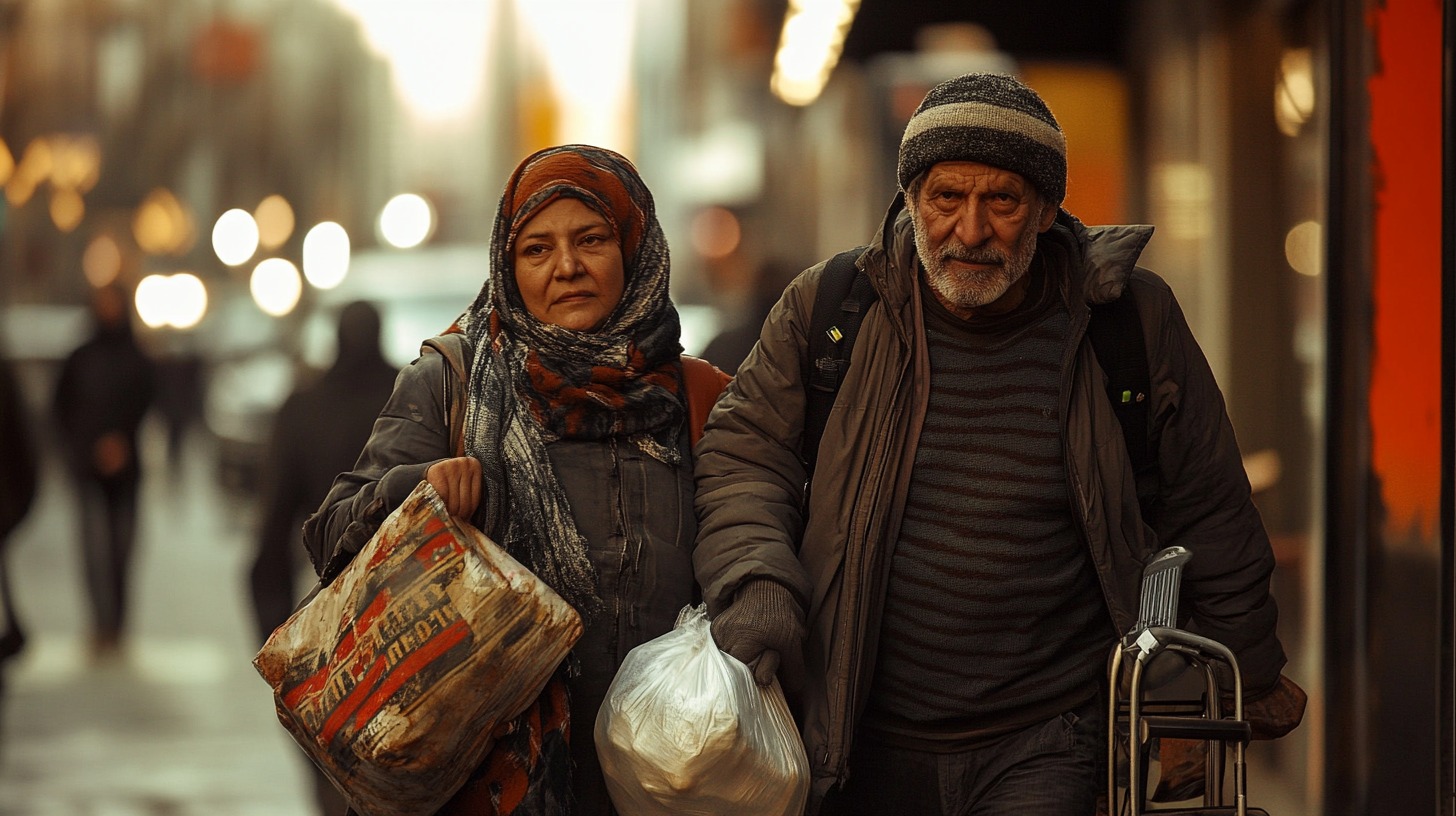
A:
[426,456,482,520]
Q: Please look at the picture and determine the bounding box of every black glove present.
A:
[710,579,806,691]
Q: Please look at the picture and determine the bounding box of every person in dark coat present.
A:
[248,299,397,816]
[52,283,156,659]
[699,258,794,375]
[693,73,1304,814]
[0,350,39,756]
[248,300,399,643]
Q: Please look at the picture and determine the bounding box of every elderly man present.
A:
[692,73,1301,815]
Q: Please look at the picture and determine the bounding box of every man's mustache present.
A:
[940,244,1006,266]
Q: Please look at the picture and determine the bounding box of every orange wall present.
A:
[1022,63,1130,226]
[1367,0,1443,543]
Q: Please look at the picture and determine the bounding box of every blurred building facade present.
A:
[0,1,1449,814]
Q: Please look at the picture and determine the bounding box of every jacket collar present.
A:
[1057,209,1155,305]
[863,192,917,309]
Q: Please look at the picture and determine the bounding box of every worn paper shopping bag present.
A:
[254,481,582,816]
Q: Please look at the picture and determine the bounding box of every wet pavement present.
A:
[0,417,323,815]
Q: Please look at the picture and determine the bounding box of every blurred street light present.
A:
[134,188,195,256]
[136,272,209,330]
[49,188,84,233]
[303,221,351,289]
[771,0,861,106]
[250,258,303,316]
[378,193,433,249]
[254,194,295,250]
[83,234,123,288]
[213,208,260,266]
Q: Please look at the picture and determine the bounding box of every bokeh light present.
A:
[689,206,742,260]
[49,188,85,232]
[50,134,101,192]
[302,221,351,289]
[0,138,14,186]
[133,188,196,256]
[213,208,260,266]
[1284,220,1323,277]
[250,257,303,316]
[83,234,123,288]
[378,193,433,249]
[254,194,295,250]
[135,272,209,329]
[1275,48,1315,137]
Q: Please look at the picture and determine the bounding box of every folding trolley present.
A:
[1106,546,1268,816]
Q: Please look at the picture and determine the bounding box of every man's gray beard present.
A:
[913,209,1041,311]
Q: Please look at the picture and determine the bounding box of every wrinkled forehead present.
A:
[922,160,1035,193]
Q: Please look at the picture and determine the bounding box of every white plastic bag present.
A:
[594,604,810,816]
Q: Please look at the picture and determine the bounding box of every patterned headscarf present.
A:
[456,144,684,621]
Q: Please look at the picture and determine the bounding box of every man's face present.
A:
[910,161,1056,319]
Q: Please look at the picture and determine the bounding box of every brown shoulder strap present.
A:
[680,354,731,449]
[422,333,470,457]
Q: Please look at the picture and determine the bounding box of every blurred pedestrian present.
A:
[699,258,794,375]
[51,283,156,660]
[249,300,397,816]
[0,350,39,754]
[248,300,398,644]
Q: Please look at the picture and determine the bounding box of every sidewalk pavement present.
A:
[0,419,321,815]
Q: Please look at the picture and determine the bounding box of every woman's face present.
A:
[512,197,626,332]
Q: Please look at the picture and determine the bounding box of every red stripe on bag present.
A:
[318,658,388,745]
[349,617,473,730]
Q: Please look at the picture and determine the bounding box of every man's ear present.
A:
[1037,201,1058,233]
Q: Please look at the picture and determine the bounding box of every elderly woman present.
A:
[303,144,726,815]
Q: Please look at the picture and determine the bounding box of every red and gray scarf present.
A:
[456,144,684,623]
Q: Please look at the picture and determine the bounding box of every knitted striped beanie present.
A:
[898,73,1067,205]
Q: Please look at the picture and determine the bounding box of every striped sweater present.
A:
[863,273,1112,750]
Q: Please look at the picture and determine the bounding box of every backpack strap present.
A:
[794,250,1157,507]
[680,354,731,450]
[802,246,875,472]
[421,333,471,458]
[1087,285,1154,479]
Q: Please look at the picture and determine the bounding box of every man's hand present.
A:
[709,579,806,691]
[1242,673,1307,740]
[426,456,482,520]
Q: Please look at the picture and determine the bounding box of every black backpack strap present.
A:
[802,246,875,472]
[1087,285,1154,479]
